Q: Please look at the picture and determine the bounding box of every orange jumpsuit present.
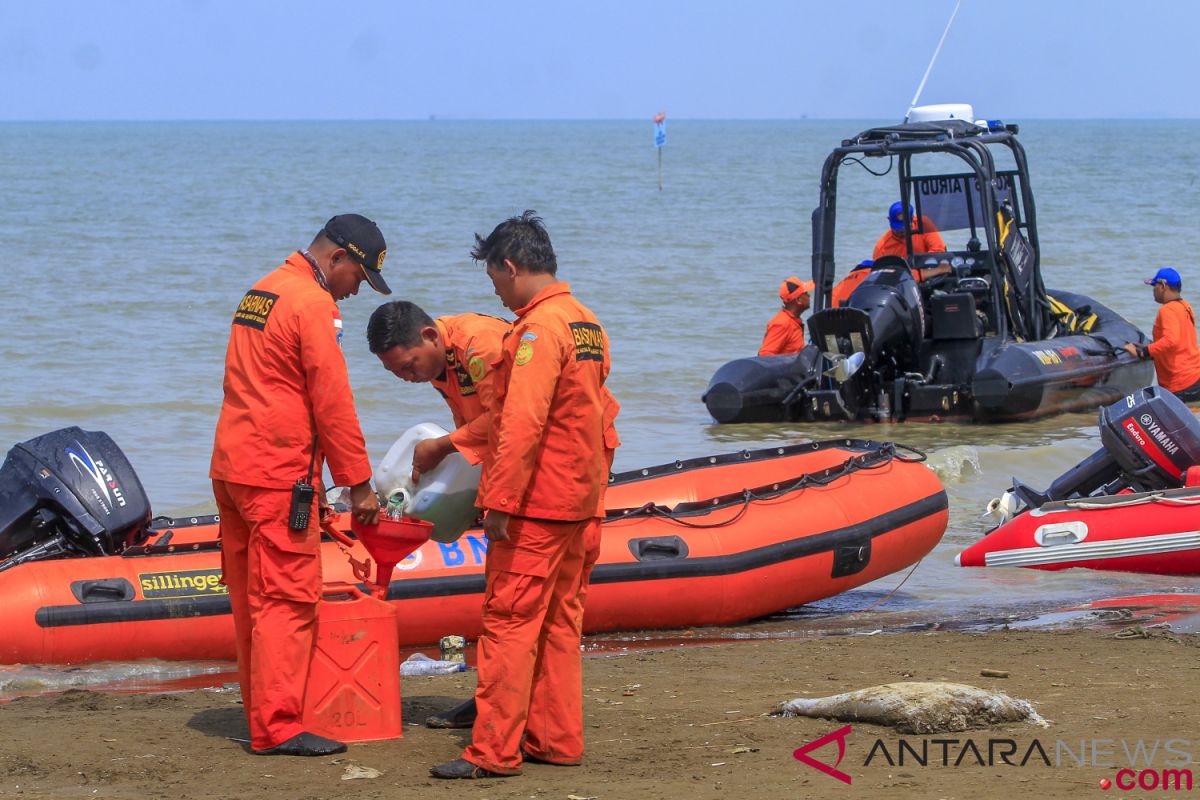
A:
[832,267,872,308]
[873,216,947,261]
[210,252,373,751]
[463,282,620,775]
[428,313,510,464]
[1148,299,1200,394]
[833,258,942,308]
[758,309,806,356]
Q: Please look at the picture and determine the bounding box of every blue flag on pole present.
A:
[654,112,666,148]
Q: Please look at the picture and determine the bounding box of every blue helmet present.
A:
[889,201,914,232]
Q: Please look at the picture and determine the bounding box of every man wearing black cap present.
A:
[210,214,390,757]
[1123,267,1200,401]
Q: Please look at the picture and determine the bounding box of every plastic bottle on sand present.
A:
[373,422,482,543]
[400,652,468,677]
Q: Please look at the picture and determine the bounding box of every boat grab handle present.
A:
[628,536,689,561]
[70,578,136,604]
[1034,521,1087,547]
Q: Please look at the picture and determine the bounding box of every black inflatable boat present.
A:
[704,109,1152,423]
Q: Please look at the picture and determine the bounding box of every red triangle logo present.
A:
[792,724,853,785]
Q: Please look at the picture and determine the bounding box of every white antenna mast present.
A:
[904,0,963,122]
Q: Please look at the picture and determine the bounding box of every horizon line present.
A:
[1,115,1197,123]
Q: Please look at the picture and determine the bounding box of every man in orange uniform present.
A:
[368,300,508,731]
[758,276,813,356]
[873,202,953,282]
[210,214,389,757]
[1124,268,1200,401]
[431,211,620,779]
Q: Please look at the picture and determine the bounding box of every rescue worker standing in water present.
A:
[759,276,813,356]
[367,301,509,479]
[210,214,390,757]
[431,211,620,779]
[1123,267,1200,401]
[873,202,953,282]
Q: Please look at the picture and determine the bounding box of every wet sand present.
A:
[1,629,1195,799]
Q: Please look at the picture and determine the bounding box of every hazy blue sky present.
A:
[3,0,1195,120]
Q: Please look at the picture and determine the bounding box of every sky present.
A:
[2,0,1197,120]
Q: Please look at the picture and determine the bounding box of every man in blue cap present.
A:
[1123,267,1200,401]
[872,202,952,281]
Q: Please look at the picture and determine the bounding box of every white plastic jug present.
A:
[373,422,482,543]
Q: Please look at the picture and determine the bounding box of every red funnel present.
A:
[350,517,434,598]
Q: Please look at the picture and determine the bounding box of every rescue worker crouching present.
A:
[430,211,620,779]
[209,214,389,757]
[1123,267,1200,401]
[367,300,508,732]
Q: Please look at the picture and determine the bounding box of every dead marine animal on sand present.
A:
[771,682,1049,734]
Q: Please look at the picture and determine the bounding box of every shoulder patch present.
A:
[233,290,279,330]
[521,331,538,342]
[515,341,534,366]
[569,321,605,362]
[467,355,486,382]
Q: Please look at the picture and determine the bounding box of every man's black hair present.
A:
[470,210,557,275]
[367,301,435,353]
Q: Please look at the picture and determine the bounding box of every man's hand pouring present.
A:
[348,480,381,526]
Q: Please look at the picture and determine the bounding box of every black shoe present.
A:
[254,732,347,757]
[425,697,478,729]
[430,758,507,779]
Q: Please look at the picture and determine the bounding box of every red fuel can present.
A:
[302,583,402,742]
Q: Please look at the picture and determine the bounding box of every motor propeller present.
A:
[822,351,865,383]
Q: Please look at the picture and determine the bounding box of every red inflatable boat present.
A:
[958,386,1200,576]
[0,437,947,665]
[956,487,1200,575]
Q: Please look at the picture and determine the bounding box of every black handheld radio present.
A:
[289,435,318,531]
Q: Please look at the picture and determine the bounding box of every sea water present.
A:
[1,119,1198,647]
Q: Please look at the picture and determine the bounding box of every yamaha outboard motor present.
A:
[0,427,152,573]
[1004,387,1200,512]
[844,257,925,370]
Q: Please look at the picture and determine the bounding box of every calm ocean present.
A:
[3,119,1199,633]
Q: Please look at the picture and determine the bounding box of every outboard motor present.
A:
[992,387,1200,520]
[0,427,152,573]
[800,257,925,420]
[845,257,925,369]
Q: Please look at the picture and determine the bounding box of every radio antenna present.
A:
[904,0,963,122]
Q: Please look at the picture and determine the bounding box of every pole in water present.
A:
[904,0,962,122]
[653,111,667,191]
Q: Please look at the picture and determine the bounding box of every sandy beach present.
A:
[1,628,1194,800]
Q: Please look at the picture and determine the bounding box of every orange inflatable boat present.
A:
[0,432,947,665]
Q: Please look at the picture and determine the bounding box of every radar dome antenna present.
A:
[903,0,963,123]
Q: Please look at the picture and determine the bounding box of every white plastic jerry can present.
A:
[373,422,482,543]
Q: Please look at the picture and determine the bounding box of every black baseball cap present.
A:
[322,214,391,295]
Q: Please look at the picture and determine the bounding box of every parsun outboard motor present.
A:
[845,257,926,371]
[1007,386,1200,511]
[0,427,152,573]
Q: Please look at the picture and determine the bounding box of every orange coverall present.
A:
[463,282,620,774]
[758,309,806,356]
[833,258,943,308]
[429,313,510,464]
[873,216,947,261]
[1148,299,1200,393]
[210,252,373,751]
[832,266,873,308]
